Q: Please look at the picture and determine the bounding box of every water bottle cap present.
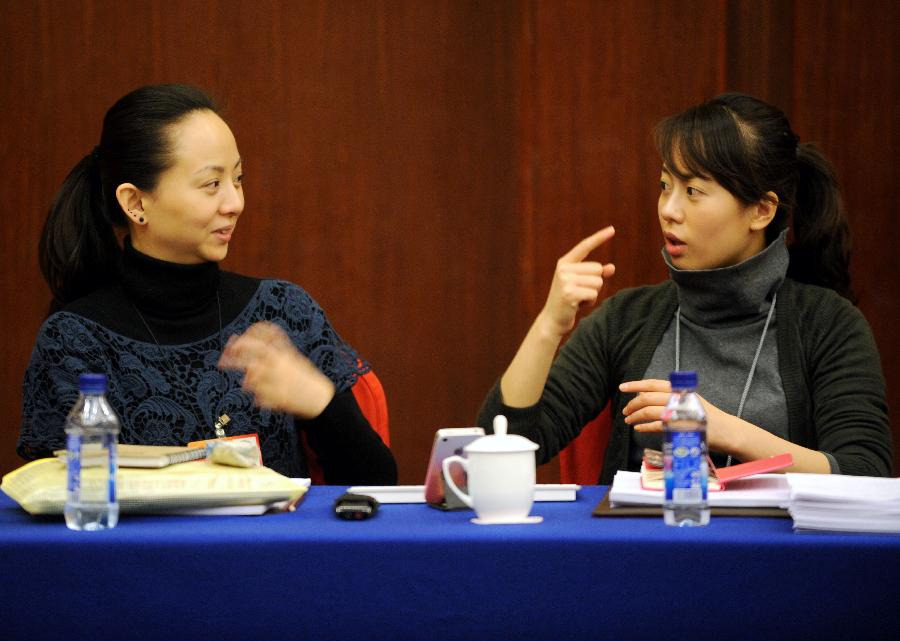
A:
[669,370,697,389]
[78,373,108,394]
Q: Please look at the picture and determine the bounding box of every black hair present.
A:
[39,84,218,311]
[654,92,853,301]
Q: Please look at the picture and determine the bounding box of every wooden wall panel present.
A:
[222,2,526,483]
[1,1,897,485]
[724,0,795,112]
[791,0,900,474]
[514,1,729,480]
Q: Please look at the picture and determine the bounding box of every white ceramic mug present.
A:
[441,415,540,524]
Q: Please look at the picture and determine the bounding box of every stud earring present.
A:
[139,217,145,223]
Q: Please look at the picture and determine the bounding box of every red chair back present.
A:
[558,404,612,485]
[350,370,391,446]
[303,370,390,484]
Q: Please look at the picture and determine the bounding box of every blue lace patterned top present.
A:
[18,240,397,482]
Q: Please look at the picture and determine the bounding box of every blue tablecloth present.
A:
[1,485,898,641]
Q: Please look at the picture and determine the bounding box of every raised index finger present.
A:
[561,226,615,263]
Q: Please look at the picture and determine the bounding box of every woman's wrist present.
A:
[710,411,830,473]
[294,376,336,419]
[708,407,748,458]
[499,313,565,408]
[534,309,570,345]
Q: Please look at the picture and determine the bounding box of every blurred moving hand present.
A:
[218,321,335,419]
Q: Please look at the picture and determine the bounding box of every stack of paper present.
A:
[786,473,900,533]
[609,470,789,508]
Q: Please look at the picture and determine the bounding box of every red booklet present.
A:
[640,450,793,492]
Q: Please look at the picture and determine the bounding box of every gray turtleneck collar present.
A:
[632,229,795,470]
[662,229,789,326]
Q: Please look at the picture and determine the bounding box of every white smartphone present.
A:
[423,427,485,509]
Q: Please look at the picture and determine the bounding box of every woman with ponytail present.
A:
[478,92,892,480]
[19,84,397,484]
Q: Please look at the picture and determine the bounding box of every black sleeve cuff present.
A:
[300,389,398,485]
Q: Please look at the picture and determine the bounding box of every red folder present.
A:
[640,451,793,492]
[711,453,793,488]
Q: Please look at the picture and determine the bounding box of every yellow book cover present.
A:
[1,458,307,515]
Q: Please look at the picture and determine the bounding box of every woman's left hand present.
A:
[218,321,335,419]
[619,379,733,453]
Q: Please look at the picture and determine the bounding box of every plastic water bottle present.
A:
[64,373,120,530]
[662,370,710,526]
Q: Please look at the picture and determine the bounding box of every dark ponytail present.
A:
[654,92,854,301]
[39,84,218,312]
[39,150,119,311]
[789,144,853,301]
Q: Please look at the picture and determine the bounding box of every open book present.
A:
[54,444,207,469]
[640,449,793,492]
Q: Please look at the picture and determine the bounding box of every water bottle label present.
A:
[106,431,118,503]
[66,433,82,494]
[664,431,707,503]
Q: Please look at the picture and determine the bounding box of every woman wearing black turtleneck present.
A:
[18,84,397,485]
[478,93,892,481]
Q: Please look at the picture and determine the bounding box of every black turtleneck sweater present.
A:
[19,240,398,485]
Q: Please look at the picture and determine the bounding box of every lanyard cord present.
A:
[675,293,777,467]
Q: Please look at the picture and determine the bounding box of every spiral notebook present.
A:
[54,444,207,468]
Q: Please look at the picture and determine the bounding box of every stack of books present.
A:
[786,474,900,534]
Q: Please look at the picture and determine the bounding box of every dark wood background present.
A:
[1,1,897,483]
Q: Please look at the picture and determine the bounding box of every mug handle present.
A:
[441,455,473,508]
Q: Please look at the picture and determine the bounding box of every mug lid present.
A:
[464,415,538,453]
